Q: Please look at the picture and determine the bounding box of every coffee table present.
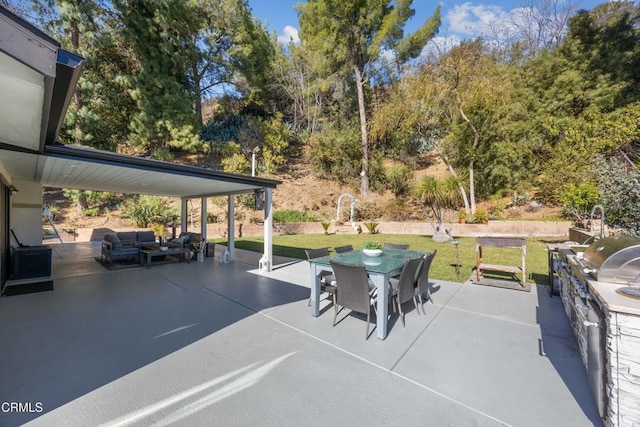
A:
[139,246,191,268]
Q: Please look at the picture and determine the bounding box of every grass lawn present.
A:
[220,233,563,284]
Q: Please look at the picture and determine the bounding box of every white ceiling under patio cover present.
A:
[0,145,279,198]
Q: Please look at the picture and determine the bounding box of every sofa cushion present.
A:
[178,232,194,244]
[166,234,188,248]
[105,233,122,251]
[137,231,155,244]
[117,231,137,248]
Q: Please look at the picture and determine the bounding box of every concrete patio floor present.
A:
[0,242,601,426]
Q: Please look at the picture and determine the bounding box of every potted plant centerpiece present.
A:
[362,241,383,257]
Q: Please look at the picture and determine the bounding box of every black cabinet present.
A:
[10,246,52,279]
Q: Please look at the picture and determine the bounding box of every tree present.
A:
[414,176,463,242]
[298,0,441,195]
[537,102,640,200]
[598,157,640,237]
[499,0,579,59]
[187,0,240,130]
[113,0,203,159]
[428,40,523,212]
[269,41,331,135]
[369,61,471,211]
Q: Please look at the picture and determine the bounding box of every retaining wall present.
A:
[69,220,571,242]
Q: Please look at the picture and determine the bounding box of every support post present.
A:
[180,198,188,234]
[260,188,273,272]
[200,197,207,240]
[227,194,235,262]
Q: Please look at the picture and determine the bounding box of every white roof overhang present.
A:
[0,144,279,198]
[0,7,83,151]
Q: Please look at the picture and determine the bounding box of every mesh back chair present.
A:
[415,250,437,314]
[305,248,336,308]
[330,260,377,340]
[388,257,423,327]
[384,243,410,250]
[334,245,353,253]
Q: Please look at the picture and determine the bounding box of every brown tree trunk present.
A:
[457,97,479,214]
[354,65,370,196]
[434,145,470,214]
[193,63,203,131]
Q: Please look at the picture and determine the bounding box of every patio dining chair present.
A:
[388,257,423,327]
[415,250,437,315]
[384,243,410,250]
[334,245,353,253]
[330,260,378,340]
[305,248,337,308]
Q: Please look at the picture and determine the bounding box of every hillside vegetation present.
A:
[13,1,639,234]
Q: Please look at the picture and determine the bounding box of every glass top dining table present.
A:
[308,248,426,340]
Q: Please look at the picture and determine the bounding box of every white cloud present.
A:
[420,35,462,60]
[446,2,518,38]
[380,48,395,62]
[277,25,300,44]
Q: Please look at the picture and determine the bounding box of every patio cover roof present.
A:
[0,143,280,198]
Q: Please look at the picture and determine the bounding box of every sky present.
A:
[248,0,606,51]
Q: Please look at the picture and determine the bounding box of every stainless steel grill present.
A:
[581,235,640,284]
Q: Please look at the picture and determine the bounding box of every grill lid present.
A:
[583,235,640,284]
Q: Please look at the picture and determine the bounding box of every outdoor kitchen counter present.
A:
[585,278,640,427]
[587,280,640,316]
[557,250,640,426]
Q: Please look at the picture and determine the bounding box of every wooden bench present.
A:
[476,237,526,287]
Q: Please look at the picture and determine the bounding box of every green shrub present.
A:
[273,210,316,223]
[207,212,219,223]
[560,182,599,221]
[467,209,489,224]
[354,202,379,222]
[221,141,249,174]
[84,207,100,217]
[598,158,640,237]
[309,124,386,193]
[44,205,62,220]
[122,195,176,228]
[381,199,414,221]
[236,194,256,210]
[363,222,380,234]
[261,113,291,174]
[511,190,530,206]
[386,164,414,197]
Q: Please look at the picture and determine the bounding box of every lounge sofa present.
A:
[166,232,207,260]
[166,232,198,249]
[101,231,158,265]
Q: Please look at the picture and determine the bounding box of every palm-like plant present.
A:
[414,176,464,242]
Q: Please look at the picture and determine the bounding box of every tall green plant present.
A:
[122,195,176,228]
[298,0,441,195]
[113,0,202,158]
[386,164,414,198]
[560,182,600,223]
[62,189,102,214]
[414,176,462,241]
[597,157,640,237]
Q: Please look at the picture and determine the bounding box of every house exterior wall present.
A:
[10,179,43,246]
